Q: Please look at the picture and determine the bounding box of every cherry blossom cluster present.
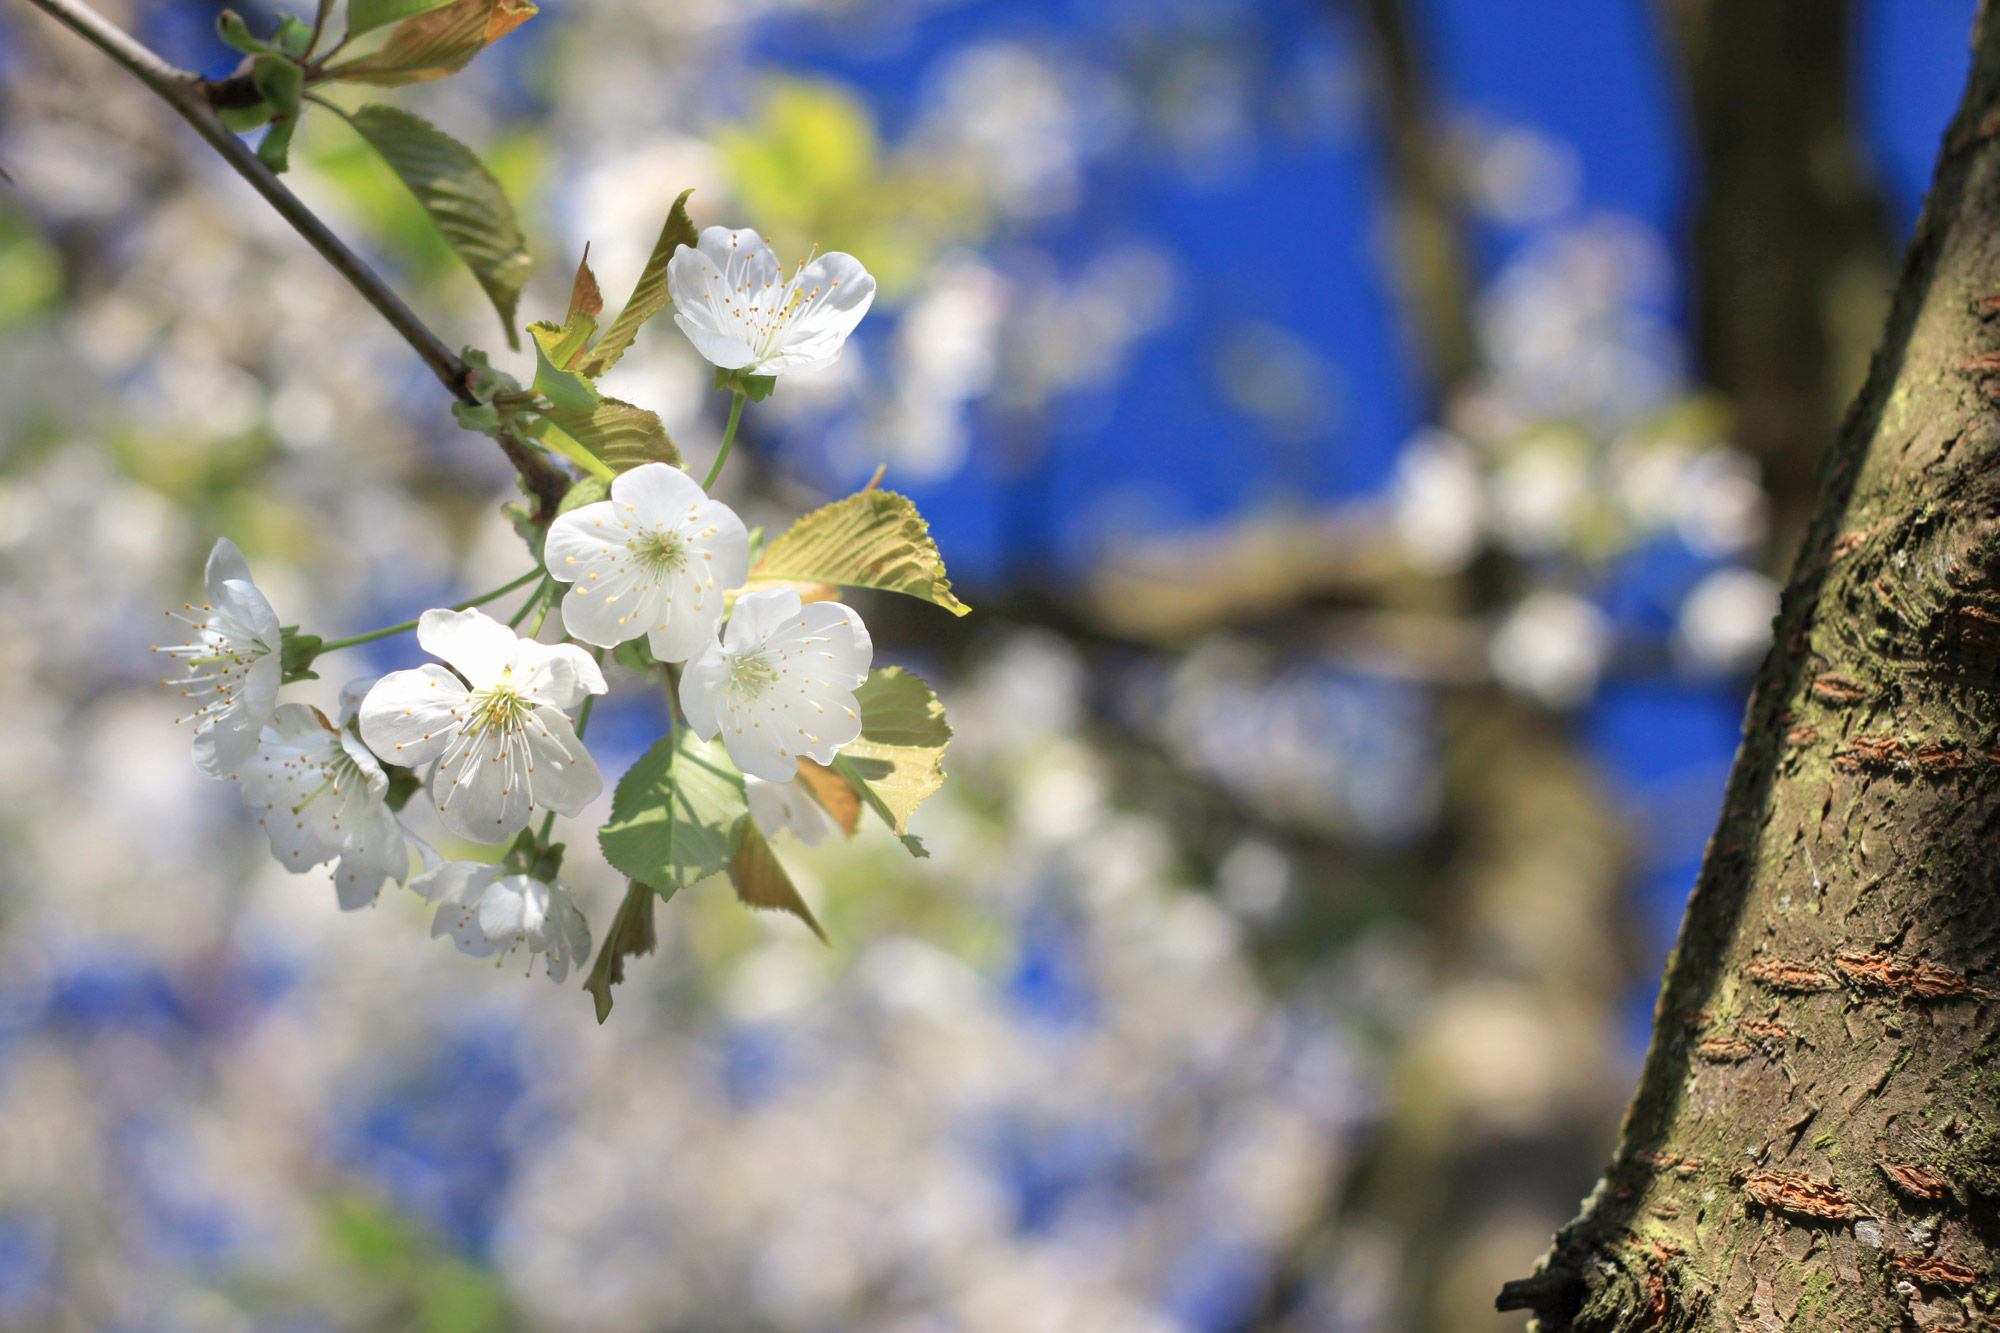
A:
[157,230,879,983]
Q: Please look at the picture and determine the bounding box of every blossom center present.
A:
[726,650,781,700]
[466,673,533,738]
[630,529,687,574]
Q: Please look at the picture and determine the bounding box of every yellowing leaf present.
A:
[582,878,657,1023]
[345,0,458,39]
[796,759,861,836]
[599,731,746,894]
[329,0,536,85]
[566,247,605,326]
[529,319,599,412]
[541,397,681,473]
[754,490,969,617]
[829,666,950,857]
[579,188,698,378]
[732,822,828,943]
[344,105,531,348]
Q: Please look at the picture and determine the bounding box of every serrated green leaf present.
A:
[344,105,532,348]
[326,0,536,85]
[583,878,658,1022]
[579,188,697,378]
[755,490,970,617]
[833,755,929,859]
[530,320,599,413]
[257,114,300,173]
[555,475,608,515]
[826,667,949,858]
[541,397,681,474]
[345,0,459,39]
[537,421,616,482]
[599,730,747,894]
[732,822,828,943]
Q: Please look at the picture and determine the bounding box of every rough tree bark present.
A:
[1500,7,2000,1330]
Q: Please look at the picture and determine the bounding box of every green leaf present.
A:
[344,104,532,348]
[257,114,300,173]
[326,0,537,85]
[579,188,697,378]
[529,320,599,413]
[217,10,275,54]
[583,879,659,1023]
[345,0,459,40]
[218,99,277,132]
[613,638,655,675]
[381,764,421,812]
[754,490,970,617]
[827,666,951,858]
[714,367,777,402]
[599,730,747,894]
[555,475,608,515]
[732,822,828,944]
[834,755,929,859]
[541,398,681,474]
[273,13,314,55]
[249,56,303,171]
[279,625,322,684]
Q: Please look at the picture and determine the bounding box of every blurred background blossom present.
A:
[0,0,1978,1329]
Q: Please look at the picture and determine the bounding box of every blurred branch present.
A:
[1349,0,1480,403]
[18,0,572,513]
[1658,0,1894,571]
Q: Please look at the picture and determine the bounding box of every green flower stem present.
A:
[507,580,548,630]
[701,393,746,492]
[315,568,542,653]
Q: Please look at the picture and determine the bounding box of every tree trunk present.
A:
[1500,7,2000,1329]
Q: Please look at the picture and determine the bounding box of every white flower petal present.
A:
[358,664,466,767]
[204,536,253,589]
[611,459,705,513]
[510,639,607,713]
[746,775,835,846]
[410,857,505,908]
[726,587,803,650]
[518,706,604,816]
[416,607,519,687]
[671,314,760,370]
[429,736,535,840]
[192,650,281,777]
[679,639,728,739]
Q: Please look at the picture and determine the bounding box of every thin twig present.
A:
[21,0,572,513]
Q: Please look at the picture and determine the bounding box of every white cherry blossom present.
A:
[666,227,876,375]
[154,538,282,776]
[358,608,606,841]
[238,702,417,910]
[543,462,748,662]
[745,774,837,846]
[413,859,592,983]
[680,588,873,783]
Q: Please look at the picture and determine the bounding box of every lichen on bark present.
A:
[1500,5,2000,1329]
